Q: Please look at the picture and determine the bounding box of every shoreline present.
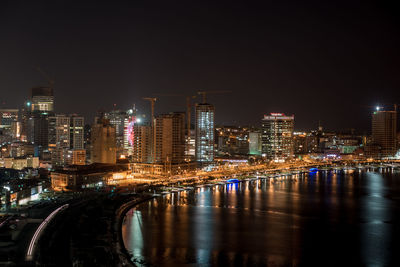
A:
[116,162,400,266]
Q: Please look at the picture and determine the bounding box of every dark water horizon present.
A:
[122,170,400,266]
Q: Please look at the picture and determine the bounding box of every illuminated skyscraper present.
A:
[48,115,70,150]
[261,113,294,162]
[25,87,55,157]
[132,124,152,163]
[70,115,84,150]
[48,114,84,166]
[105,109,136,156]
[195,103,215,162]
[372,108,397,158]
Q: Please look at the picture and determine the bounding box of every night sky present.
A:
[1,0,399,132]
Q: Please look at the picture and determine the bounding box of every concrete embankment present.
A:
[27,192,152,266]
[113,194,155,267]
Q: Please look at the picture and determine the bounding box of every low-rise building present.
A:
[50,163,128,191]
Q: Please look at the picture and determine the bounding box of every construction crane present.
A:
[197,90,232,103]
[35,66,55,89]
[142,97,157,126]
[152,93,196,139]
[361,103,398,112]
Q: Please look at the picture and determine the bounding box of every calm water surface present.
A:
[122,170,400,266]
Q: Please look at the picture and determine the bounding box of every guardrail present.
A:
[26,204,69,261]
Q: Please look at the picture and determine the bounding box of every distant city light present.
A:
[376,106,381,111]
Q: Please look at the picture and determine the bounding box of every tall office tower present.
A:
[123,112,136,156]
[249,131,262,155]
[20,101,32,142]
[26,87,54,157]
[48,115,70,149]
[105,110,126,149]
[133,124,152,163]
[91,118,117,164]
[154,112,185,164]
[261,113,294,162]
[372,109,397,158]
[31,87,54,112]
[105,109,136,156]
[48,115,70,166]
[70,115,84,150]
[48,114,85,166]
[31,112,51,155]
[195,103,215,163]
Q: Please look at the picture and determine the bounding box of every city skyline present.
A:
[1,1,399,131]
[1,2,400,266]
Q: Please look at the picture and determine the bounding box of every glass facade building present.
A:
[195,103,215,162]
[261,113,294,162]
[372,110,397,158]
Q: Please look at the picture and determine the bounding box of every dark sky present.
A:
[1,0,399,131]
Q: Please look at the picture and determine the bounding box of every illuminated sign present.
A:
[127,116,136,146]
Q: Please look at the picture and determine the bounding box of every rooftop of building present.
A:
[263,113,295,120]
[31,86,54,97]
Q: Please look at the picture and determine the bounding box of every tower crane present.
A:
[152,93,196,139]
[197,90,232,103]
[142,97,157,126]
[361,103,399,112]
[35,66,55,89]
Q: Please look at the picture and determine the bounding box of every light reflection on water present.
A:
[122,171,400,266]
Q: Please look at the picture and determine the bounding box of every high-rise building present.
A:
[70,115,84,150]
[249,131,262,155]
[261,113,294,162]
[195,103,215,162]
[91,118,117,164]
[105,110,126,151]
[31,112,51,155]
[105,109,137,156]
[372,109,397,158]
[48,115,70,150]
[154,112,185,164]
[25,87,55,157]
[48,114,84,166]
[30,87,54,112]
[0,109,19,143]
[132,124,152,163]
[20,101,32,142]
